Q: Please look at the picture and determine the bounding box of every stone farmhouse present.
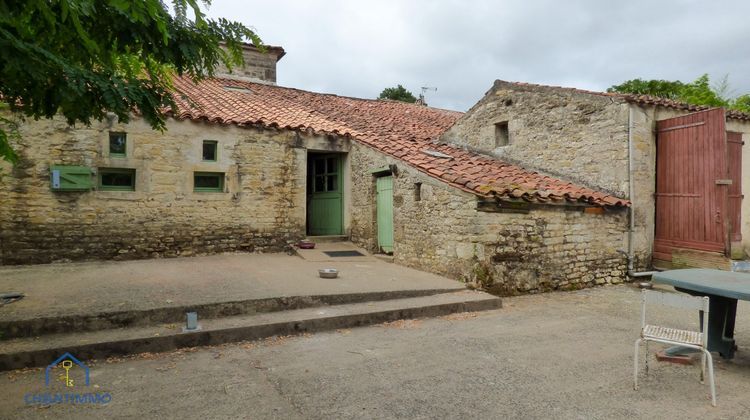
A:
[3,44,747,294]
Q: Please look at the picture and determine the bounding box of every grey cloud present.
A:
[206,0,750,111]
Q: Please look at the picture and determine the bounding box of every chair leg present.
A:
[700,351,706,384]
[634,338,642,390]
[702,349,717,407]
[644,340,649,375]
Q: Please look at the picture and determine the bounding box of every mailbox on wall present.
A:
[50,165,93,191]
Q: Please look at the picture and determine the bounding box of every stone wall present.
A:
[0,115,309,265]
[440,80,631,196]
[349,143,629,295]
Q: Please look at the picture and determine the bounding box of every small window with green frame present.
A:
[109,132,127,157]
[202,140,218,161]
[194,172,224,192]
[99,168,136,191]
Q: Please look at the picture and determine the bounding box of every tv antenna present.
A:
[418,86,437,105]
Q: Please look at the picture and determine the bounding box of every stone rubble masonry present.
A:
[349,142,628,295]
[0,114,308,265]
[1,111,630,294]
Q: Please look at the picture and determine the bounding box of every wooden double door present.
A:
[654,108,743,262]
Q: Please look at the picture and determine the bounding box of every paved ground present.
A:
[0,252,462,321]
[2,284,750,419]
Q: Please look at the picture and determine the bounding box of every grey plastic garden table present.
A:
[651,269,750,359]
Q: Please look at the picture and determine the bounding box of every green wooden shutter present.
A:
[50,165,93,191]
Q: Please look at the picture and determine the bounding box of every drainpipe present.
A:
[627,106,660,278]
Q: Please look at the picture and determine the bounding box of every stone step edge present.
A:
[0,287,466,340]
[0,291,501,371]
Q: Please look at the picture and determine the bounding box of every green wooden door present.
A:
[307,154,343,235]
[376,176,394,253]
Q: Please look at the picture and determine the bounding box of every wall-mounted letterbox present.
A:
[50,165,93,191]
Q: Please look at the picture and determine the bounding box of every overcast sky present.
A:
[204,0,750,111]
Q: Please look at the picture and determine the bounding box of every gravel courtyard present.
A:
[2,284,750,419]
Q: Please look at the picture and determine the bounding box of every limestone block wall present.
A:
[0,116,307,265]
[350,143,628,294]
[441,81,631,196]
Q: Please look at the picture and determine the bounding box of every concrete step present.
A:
[305,235,350,243]
[0,288,465,340]
[373,254,395,263]
[0,290,501,371]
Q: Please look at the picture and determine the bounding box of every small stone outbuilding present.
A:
[443,80,750,273]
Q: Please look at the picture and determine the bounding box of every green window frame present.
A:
[109,132,127,157]
[202,140,218,161]
[194,172,224,192]
[312,156,340,193]
[98,168,136,191]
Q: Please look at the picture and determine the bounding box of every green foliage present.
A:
[608,74,749,113]
[734,95,750,113]
[607,79,685,100]
[0,0,263,163]
[378,84,417,103]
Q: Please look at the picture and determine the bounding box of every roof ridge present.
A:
[210,76,463,115]
[494,79,750,121]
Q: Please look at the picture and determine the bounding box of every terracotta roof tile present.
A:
[169,76,629,208]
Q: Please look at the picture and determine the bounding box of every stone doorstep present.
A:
[304,235,350,243]
[0,288,467,340]
[0,290,501,371]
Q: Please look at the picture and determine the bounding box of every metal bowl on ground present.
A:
[298,240,315,249]
[318,268,339,279]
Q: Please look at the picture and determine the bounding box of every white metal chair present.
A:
[633,289,716,406]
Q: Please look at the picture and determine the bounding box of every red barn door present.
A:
[727,131,743,242]
[653,108,729,262]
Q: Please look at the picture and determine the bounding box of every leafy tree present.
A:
[607,79,686,100]
[734,95,750,113]
[608,74,748,113]
[0,0,262,164]
[378,85,417,103]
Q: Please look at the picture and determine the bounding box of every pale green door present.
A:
[376,176,394,253]
[307,154,343,236]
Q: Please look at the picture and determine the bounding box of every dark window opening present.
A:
[414,182,422,201]
[99,168,135,191]
[202,140,218,161]
[109,132,127,156]
[495,122,509,147]
[194,172,224,192]
[312,156,340,193]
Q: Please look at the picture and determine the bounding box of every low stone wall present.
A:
[0,116,307,265]
[350,143,628,295]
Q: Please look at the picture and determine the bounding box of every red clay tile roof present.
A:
[495,80,750,121]
[169,76,629,208]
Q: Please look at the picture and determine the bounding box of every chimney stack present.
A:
[215,43,286,85]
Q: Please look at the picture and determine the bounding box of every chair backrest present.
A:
[642,289,710,312]
[640,289,710,345]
